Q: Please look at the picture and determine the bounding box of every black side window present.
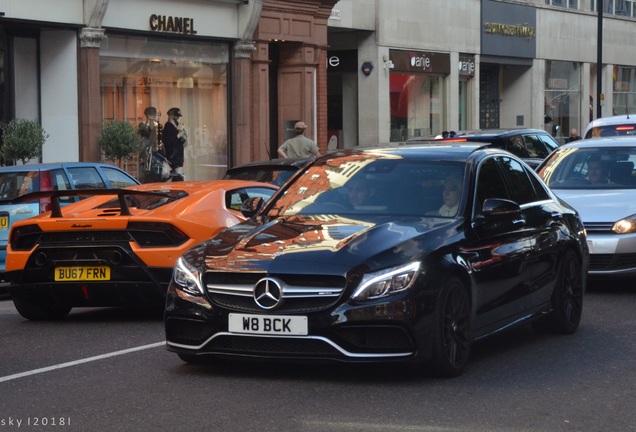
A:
[537,134,559,153]
[474,157,510,215]
[226,187,276,211]
[523,135,550,159]
[68,167,106,189]
[507,136,529,158]
[498,156,542,205]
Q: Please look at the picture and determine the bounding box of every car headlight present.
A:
[173,256,204,296]
[351,262,421,301]
[613,216,636,234]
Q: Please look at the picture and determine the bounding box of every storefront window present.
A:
[613,66,636,115]
[99,35,229,180]
[390,74,445,141]
[545,60,581,143]
[459,79,469,131]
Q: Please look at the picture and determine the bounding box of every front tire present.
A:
[12,297,72,320]
[546,249,584,334]
[430,276,471,377]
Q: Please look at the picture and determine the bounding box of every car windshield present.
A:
[266,154,465,217]
[538,147,636,189]
[585,124,636,139]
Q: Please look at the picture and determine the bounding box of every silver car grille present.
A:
[583,222,614,233]
[204,272,348,313]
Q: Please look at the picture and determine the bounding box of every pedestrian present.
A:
[163,107,187,180]
[277,121,321,159]
[565,128,581,143]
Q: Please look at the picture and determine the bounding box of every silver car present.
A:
[537,138,636,276]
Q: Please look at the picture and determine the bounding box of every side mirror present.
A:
[481,198,522,219]
[240,196,264,218]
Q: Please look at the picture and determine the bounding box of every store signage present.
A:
[327,50,357,72]
[149,14,198,35]
[389,50,450,74]
[481,0,536,59]
[459,56,475,77]
[484,22,535,39]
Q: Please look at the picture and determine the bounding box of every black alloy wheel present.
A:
[548,249,584,334]
[430,276,471,377]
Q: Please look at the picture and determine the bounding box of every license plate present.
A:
[0,215,8,229]
[54,266,111,281]
[228,313,308,335]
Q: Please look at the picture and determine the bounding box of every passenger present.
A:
[438,176,461,217]
[347,178,374,207]
[586,157,610,185]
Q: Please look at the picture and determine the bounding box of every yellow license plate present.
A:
[54,266,110,281]
[0,216,8,229]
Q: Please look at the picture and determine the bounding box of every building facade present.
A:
[1,0,636,177]
[328,0,636,147]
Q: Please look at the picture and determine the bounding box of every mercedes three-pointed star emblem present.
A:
[253,277,283,310]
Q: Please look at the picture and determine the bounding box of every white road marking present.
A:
[0,342,165,383]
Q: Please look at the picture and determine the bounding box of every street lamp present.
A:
[597,0,603,119]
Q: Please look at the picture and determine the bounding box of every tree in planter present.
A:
[0,118,48,165]
[98,120,142,166]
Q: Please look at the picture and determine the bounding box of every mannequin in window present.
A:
[163,107,187,181]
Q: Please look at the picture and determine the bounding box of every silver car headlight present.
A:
[173,256,204,296]
[352,262,421,301]
[613,216,636,234]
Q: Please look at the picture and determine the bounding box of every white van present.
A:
[583,114,636,139]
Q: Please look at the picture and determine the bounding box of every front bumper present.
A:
[164,282,437,363]
[586,232,636,275]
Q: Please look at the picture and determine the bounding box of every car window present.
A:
[498,156,548,204]
[68,167,106,189]
[50,169,74,204]
[523,134,551,159]
[585,124,636,139]
[101,166,138,188]
[507,136,529,158]
[537,134,559,153]
[474,157,510,215]
[226,187,277,211]
[97,189,188,210]
[0,171,39,199]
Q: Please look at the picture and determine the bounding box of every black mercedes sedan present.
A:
[164,143,589,377]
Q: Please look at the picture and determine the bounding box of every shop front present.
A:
[99,34,230,181]
[613,66,636,116]
[389,50,450,141]
[480,0,536,130]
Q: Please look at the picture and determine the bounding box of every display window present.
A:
[613,66,636,115]
[390,73,445,141]
[99,34,229,180]
[544,60,581,143]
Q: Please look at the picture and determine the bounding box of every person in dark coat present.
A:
[163,107,187,180]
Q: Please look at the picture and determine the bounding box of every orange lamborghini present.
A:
[4,180,277,320]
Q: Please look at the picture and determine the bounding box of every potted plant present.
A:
[0,118,48,165]
[98,120,141,166]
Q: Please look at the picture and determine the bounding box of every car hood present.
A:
[202,214,459,275]
[553,189,636,222]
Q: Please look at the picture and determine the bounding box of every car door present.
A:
[498,155,561,312]
[464,155,556,336]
